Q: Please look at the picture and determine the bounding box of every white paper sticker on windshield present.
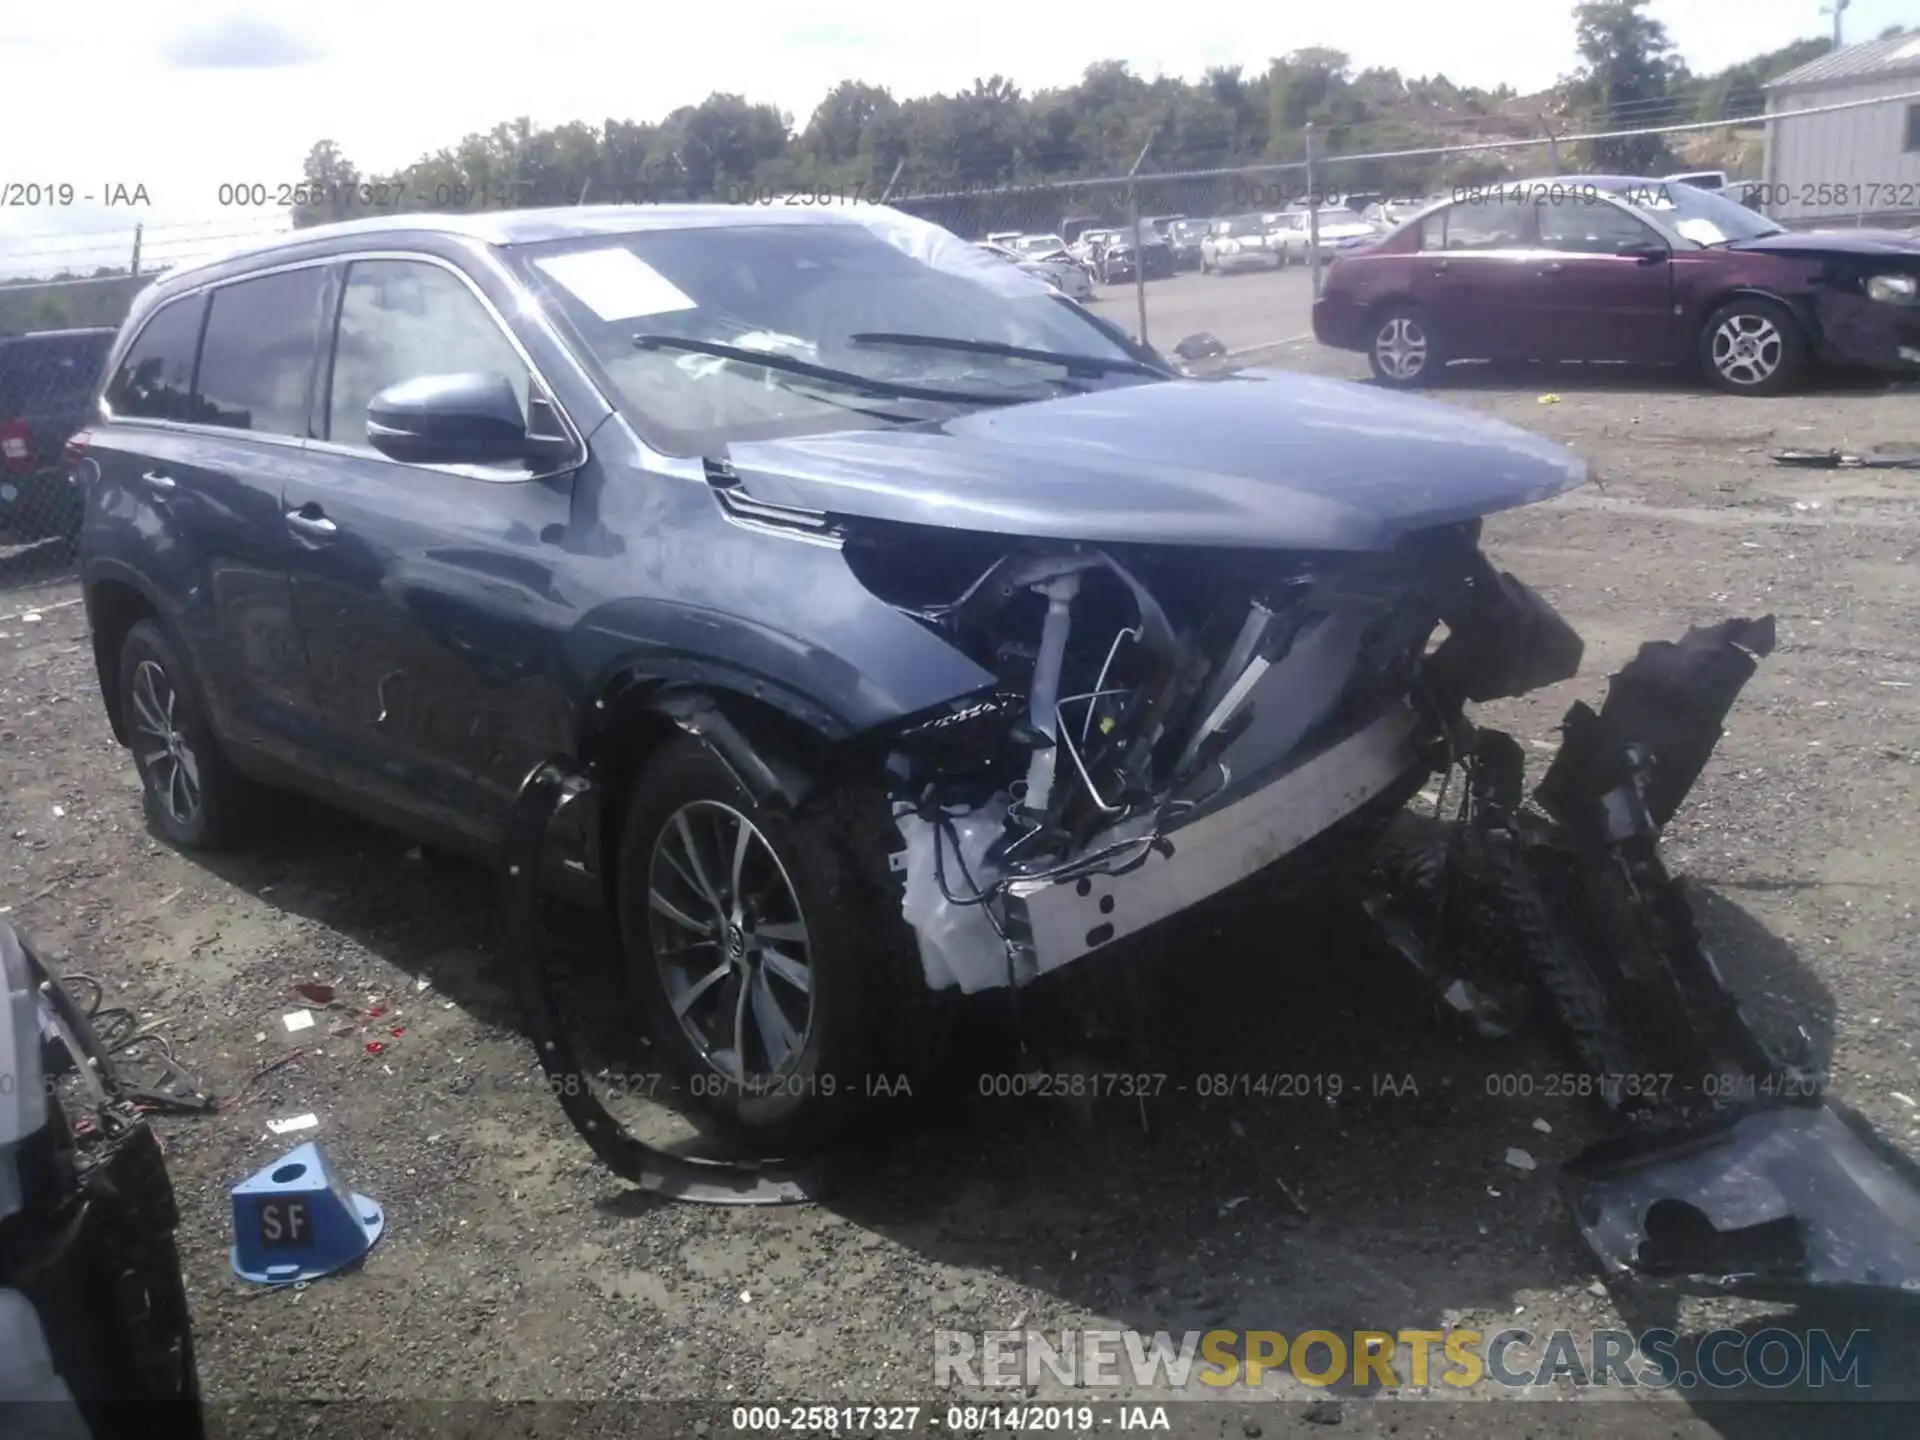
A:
[534,248,696,321]
[1675,218,1727,245]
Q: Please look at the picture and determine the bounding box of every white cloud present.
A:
[0,0,1902,269]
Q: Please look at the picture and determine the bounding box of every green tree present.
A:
[292,140,362,228]
[1571,0,1680,172]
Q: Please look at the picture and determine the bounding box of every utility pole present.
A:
[1822,0,1849,49]
[1305,124,1321,300]
[1543,116,1561,172]
[129,224,142,279]
[1127,126,1158,346]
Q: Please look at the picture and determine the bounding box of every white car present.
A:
[1011,232,1071,260]
[1199,214,1283,274]
[1266,210,1382,264]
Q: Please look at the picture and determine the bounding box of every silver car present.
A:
[977,241,1094,301]
[1201,214,1284,273]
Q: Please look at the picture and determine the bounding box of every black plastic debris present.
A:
[1564,1101,1920,1305]
[1536,614,1777,831]
[1772,448,1920,469]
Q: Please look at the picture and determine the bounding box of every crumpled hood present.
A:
[1732,228,1920,257]
[725,367,1589,551]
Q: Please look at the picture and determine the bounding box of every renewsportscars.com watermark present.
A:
[933,1327,1873,1393]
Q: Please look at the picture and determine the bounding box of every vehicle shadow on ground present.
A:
[1413,360,1912,401]
[177,791,1909,1421]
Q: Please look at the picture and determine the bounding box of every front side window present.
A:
[195,267,329,436]
[103,295,206,423]
[326,259,530,451]
[515,209,1149,454]
[1537,197,1662,254]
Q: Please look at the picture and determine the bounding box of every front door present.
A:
[1528,196,1676,362]
[283,254,579,848]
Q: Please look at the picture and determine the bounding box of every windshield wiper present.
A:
[632,334,1025,406]
[846,332,1168,379]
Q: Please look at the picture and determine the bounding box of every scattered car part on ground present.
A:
[1,921,205,1439]
[1773,447,1920,468]
[1313,175,1920,393]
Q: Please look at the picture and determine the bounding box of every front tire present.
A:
[1698,296,1806,396]
[615,735,907,1149]
[116,620,252,850]
[1367,302,1442,387]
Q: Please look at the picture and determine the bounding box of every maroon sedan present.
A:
[1311,177,1920,396]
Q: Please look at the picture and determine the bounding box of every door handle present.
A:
[285,507,337,539]
[1543,261,1566,273]
[140,470,176,492]
[1428,260,1449,274]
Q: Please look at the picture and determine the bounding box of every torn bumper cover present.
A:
[1564,1102,1920,1303]
[1503,616,1920,1305]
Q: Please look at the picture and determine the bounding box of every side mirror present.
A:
[367,373,570,467]
[1173,332,1227,362]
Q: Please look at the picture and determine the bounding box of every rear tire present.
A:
[615,735,913,1150]
[115,620,253,851]
[1366,302,1442,387]
[1698,295,1806,396]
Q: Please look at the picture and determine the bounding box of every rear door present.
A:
[89,274,330,772]
[1528,195,1676,362]
[283,253,581,846]
[1410,196,1541,359]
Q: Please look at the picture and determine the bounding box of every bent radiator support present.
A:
[504,760,818,1206]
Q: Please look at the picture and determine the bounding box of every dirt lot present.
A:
[4,349,1920,1438]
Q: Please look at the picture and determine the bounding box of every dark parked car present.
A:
[0,328,115,541]
[1311,176,1920,394]
[79,201,1768,1152]
[1094,230,1174,283]
[1163,219,1209,271]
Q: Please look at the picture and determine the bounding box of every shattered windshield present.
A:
[1607,180,1783,246]
[514,208,1146,454]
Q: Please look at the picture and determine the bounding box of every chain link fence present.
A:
[2,89,1916,593]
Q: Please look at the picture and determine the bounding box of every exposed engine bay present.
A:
[850,516,1579,994]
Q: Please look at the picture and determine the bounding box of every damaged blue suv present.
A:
[73,205,1920,1297]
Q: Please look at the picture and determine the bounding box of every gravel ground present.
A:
[3,349,1920,1439]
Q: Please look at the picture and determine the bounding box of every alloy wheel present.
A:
[1375,316,1428,380]
[129,659,202,829]
[646,800,815,1087]
[1711,313,1782,388]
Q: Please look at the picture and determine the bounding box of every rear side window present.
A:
[103,296,206,422]
[325,259,529,450]
[1425,198,1531,252]
[194,268,329,436]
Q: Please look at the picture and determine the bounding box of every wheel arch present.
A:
[1362,290,1425,333]
[1694,285,1820,349]
[577,668,859,913]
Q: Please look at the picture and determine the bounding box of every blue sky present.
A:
[0,0,1910,277]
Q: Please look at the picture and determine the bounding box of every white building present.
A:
[1762,33,1920,227]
